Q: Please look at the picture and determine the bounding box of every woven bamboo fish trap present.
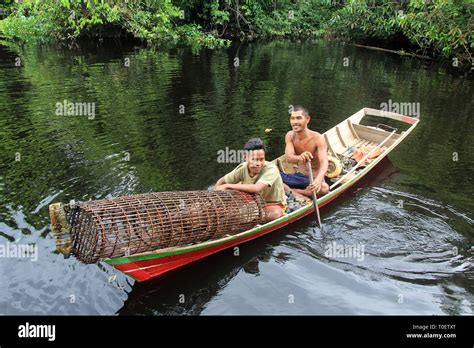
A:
[49,190,266,264]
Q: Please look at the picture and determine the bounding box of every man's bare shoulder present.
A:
[308,129,324,141]
[285,130,295,140]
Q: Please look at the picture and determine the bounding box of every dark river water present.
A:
[0,40,472,315]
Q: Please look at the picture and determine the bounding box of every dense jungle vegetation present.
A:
[0,0,472,66]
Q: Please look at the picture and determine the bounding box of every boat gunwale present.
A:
[104,108,419,266]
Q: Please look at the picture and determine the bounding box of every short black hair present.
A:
[243,138,266,151]
[293,105,309,117]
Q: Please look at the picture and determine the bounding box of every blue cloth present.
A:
[280,172,310,189]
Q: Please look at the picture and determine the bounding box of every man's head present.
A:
[243,138,266,176]
[290,105,310,133]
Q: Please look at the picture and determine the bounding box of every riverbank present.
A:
[0,1,472,69]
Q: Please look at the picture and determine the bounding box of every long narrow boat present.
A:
[99,108,418,282]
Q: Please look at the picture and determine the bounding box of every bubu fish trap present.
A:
[49,190,266,264]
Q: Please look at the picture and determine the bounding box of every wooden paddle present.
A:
[306,160,323,229]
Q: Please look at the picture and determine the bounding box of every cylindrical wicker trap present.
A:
[49,190,266,263]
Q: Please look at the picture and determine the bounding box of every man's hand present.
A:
[214,184,229,191]
[298,151,313,163]
[309,179,321,194]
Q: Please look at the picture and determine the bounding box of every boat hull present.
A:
[106,169,361,282]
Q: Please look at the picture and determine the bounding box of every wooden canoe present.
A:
[104,108,419,282]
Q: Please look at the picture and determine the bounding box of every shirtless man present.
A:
[281,105,330,197]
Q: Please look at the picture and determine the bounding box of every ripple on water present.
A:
[306,187,473,282]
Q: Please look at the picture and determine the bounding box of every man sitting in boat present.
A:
[281,105,330,197]
[214,138,287,221]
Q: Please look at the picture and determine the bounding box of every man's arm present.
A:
[215,176,226,187]
[215,182,267,193]
[214,173,267,194]
[285,131,313,164]
[309,134,328,191]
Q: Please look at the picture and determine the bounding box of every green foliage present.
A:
[325,0,473,65]
[326,1,401,40]
[186,0,333,38]
[401,0,473,59]
[0,0,229,47]
[0,0,472,64]
[0,0,14,19]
